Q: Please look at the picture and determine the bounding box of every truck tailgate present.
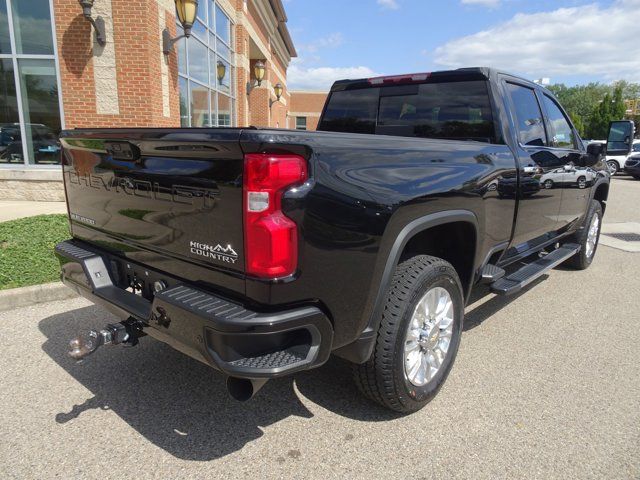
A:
[60,129,246,286]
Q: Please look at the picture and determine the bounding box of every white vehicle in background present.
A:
[539,165,597,190]
[606,139,640,175]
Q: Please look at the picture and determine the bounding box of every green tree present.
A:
[548,81,640,139]
[548,82,610,119]
[612,80,640,102]
[586,93,612,139]
[569,111,585,137]
[612,86,626,120]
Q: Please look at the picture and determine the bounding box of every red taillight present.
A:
[243,153,308,278]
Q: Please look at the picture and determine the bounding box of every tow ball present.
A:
[68,317,145,361]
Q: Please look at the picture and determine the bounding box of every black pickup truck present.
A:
[55,68,635,413]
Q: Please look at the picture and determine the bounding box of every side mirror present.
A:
[587,142,604,158]
[584,142,604,167]
[606,120,636,156]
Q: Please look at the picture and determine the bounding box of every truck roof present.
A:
[330,67,541,92]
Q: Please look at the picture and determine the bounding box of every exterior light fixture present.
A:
[247,60,266,94]
[163,0,199,55]
[78,0,106,46]
[273,83,283,101]
[254,61,266,86]
[216,61,226,84]
[269,83,284,108]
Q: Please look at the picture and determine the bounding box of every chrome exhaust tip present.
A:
[226,377,268,401]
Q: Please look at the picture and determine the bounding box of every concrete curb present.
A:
[0,282,79,312]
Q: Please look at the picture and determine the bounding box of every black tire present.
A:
[564,200,602,270]
[577,176,587,189]
[607,160,619,175]
[544,179,554,189]
[353,255,464,413]
[633,175,640,180]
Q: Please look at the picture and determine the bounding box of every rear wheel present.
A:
[564,200,602,270]
[606,160,619,175]
[353,255,464,413]
[633,175,640,180]
[577,176,587,189]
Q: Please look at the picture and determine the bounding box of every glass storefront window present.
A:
[178,1,234,127]
[190,81,210,127]
[217,93,231,126]
[0,59,19,164]
[10,0,55,55]
[0,1,62,166]
[192,19,207,42]
[179,77,189,127]
[216,39,230,61]
[215,4,230,45]
[207,0,216,31]
[0,1,11,54]
[18,59,61,165]
[187,37,208,85]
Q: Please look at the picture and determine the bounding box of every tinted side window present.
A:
[377,81,495,142]
[506,83,547,147]
[541,95,576,149]
[319,88,379,134]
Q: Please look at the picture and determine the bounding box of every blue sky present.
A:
[284,0,640,90]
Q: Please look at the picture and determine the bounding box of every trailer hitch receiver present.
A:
[68,318,144,361]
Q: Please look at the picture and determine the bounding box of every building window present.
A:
[295,116,307,130]
[0,0,63,166]
[177,0,235,127]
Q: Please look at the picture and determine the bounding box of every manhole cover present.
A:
[604,232,640,242]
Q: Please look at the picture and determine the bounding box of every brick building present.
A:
[0,0,326,200]
[289,90,328,131]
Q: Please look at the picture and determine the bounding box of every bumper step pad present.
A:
[229,349,307,370]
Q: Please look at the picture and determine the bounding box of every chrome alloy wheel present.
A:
[403,287,454,387]
[585,212,600,259]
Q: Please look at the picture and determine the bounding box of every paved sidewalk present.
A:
[0,200,67,222]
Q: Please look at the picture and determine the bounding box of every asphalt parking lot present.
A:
[1,177,639,479]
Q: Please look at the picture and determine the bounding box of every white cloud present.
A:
[298,33,345,53]
[461,0,501,7]
[435,0,640,82]
[288,61,378,91]
[377,0,399,10]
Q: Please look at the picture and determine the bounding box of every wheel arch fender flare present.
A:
[334,209,480,364]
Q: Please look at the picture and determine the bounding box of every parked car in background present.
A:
[624,154,640,179]
[606,139,640,175]
[540,165,598,189]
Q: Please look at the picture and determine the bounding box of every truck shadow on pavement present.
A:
[39,306,400,461]
[463,276,547,331]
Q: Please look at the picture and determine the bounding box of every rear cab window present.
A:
[319,77,496,142]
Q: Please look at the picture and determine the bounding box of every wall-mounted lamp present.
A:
[78,0,106,47]
[246,60,266,94]
[216,61,226,85]
[269,83,283,107]
[163,0,199,55]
